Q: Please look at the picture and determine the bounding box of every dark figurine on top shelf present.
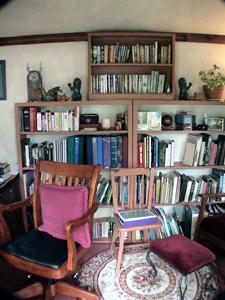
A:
[40,86,62,101]
[178,77,192,100]
[68,77,82,101]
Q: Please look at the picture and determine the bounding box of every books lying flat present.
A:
[117,208,157,222]
[116,213,158,227]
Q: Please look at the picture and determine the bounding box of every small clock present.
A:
[27,70,43,102]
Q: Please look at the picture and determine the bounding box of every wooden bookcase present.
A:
[15,100,133,207]
[133,99,225,206]
[88,32,175,100]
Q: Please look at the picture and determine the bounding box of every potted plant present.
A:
[199,64,225,100]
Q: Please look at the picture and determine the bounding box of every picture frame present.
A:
[205,117,224,131]
[0,60,7,100]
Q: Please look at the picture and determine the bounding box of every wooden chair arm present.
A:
[0,195,33,246]
[194,192,225,241]
[65,202,98,270]
[0,194,33,212]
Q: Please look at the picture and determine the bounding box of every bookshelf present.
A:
[15,100,133,237]
[88,32,175,100]
[133,99,225,206]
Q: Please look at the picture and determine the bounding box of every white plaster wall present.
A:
[0,41,225,171]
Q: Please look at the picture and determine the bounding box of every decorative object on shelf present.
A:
[178,77,192,100]
[196,124,208,131]
[0,60,6,100]
[199,64,225,101]
[161,113,175,130]
[68,77,82,101]
[56,89,69,102]
[40,86,62,102]
[205,117,224,131]
[137,111,161,131]
[175,113,196,130]
[27,62,43,102]
[115,112,125,130]
[193,92,204,101]
[79,123,101,131]
[102,118,111,129]
[80,114,99,124]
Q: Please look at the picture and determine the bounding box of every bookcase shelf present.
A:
[88,32,175,100]
[15,100,133,207]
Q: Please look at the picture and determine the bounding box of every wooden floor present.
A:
[0,243,224,300]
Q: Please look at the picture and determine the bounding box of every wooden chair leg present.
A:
[56,281,99,299]
[110,226,119,251]
[116,231,125,275]
[15,282,43,298]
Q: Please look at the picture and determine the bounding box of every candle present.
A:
[102,118,110,129]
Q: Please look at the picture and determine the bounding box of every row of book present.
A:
[19,106,80,132]
[137,136,175,168]
[21,135,128,169]
[91,42,172,64]
[183,133,225,167]
[153,168,225,205]
[93,218,114,239]
[91,72,166,94]
[0,161,11,181]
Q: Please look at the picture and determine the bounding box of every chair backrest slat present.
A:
[111,168,155,214]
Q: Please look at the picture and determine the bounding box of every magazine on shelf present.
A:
[117,208,157,222]
[116,213,158,227]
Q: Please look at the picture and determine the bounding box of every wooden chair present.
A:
[0,159,101,300]
[194,192,225,251]
[110,168,162,275]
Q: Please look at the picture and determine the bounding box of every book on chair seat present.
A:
[117,209,157,222]
[116,213,158,227]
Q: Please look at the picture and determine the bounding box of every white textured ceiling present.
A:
[0,0,225,38]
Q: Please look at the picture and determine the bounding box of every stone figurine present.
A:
[68,78,82,101]
[178,77,192,100]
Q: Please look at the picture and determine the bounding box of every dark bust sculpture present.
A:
[178,77,192,100]
[68,78,82,101]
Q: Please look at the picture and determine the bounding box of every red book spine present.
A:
[29,107,37,132]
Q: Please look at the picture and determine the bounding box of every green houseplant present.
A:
[199,64,225,100]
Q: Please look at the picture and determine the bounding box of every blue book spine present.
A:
[110,136,117,168]
[97,136,103,168]
[86,136,93,165]
[74,136,80,164]
[103,136,111,169]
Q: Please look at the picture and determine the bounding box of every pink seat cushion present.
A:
[38,184,91,248]
[200,213,225,240]
[150,234,216,274]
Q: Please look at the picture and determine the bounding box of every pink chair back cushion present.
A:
[38,183,91,248]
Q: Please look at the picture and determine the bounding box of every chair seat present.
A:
[150,234,216,275]
[200,213,225,240]
[1,229,80,269]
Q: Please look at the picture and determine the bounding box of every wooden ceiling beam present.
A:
[0,32,225,46]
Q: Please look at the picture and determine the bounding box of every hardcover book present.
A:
[118,208,157,222]
[116,213,158,227]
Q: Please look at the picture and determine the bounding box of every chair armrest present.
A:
[65,202,98,270]
[0,194,33,212]
[194,192,225,241]
[0,195,33,245]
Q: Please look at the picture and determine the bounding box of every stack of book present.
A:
[0,162,11,182]
[116,208,158,227]
[183,133,225,167]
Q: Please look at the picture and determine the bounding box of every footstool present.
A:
[146,234,217,300]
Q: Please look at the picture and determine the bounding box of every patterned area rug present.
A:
[77,249,218,300]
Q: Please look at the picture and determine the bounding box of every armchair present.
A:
[0,159,101,299]
[194,192,225,251]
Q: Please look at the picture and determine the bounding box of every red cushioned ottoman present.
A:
[146,234,217,300]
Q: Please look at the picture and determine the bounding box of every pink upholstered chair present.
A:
[0,159,100,300]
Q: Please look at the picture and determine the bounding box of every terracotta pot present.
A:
[203,85,224,100]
